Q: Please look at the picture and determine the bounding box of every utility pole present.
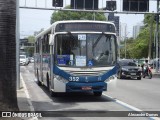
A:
[16,0,20,90]
[119,23,121,59]
[156,0,159,72]
[148,15,154,61]
[125,24,127,58]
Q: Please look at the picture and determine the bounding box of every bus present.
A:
[34,20,118,97]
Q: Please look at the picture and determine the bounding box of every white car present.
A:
[20,55,29,65]
[30,57,34,63]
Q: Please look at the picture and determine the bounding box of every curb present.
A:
[152,73,160,78]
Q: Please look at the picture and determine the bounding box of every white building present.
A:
[133,23,144,39]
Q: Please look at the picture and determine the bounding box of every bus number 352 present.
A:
[69,77,79,81]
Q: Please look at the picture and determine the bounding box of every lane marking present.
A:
[20,74,38,120]
[103,93,160,120]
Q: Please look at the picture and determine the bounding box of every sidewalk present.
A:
[17,75,38,120]
[17,88,30,111]
[152,69,160,78]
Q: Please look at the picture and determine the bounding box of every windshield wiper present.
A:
[92,32,105,49]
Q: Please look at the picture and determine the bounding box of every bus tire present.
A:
[50,90,54,97]
[50,89,58,97]
[37,70,42,86]
[49,83,58,97]
[93,92,102,96]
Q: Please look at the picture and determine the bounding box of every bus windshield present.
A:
[55,33,117,67]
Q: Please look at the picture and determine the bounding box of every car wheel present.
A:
[118,71,122,79]
[137,77,141,80]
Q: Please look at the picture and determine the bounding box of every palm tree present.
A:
[0,0,18,111]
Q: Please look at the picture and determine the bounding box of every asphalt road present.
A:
[20,63,160,120]
[106,77,160,111]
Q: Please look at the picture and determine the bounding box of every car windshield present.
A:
[119,61,137,66]
[20,56,25,59]
[55,33,117,67]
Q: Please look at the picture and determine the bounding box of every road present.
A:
[20,63,160,120]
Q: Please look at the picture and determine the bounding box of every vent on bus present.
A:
[65,70,108,76]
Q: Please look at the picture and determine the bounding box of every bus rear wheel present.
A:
[37,70,42,86]
[93,92,102,96]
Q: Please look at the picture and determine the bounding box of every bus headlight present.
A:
[105,75,117,91]
[105,75,117,83]
[54,75,68,83]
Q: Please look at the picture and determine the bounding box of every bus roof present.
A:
[35,20,115,41]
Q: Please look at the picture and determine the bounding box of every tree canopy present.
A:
[50,6,106,24]
[120,14,156,59]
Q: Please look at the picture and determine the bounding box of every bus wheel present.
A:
[93,92,102,96]
[49,84,57,97]
[50,89,54,97]
[37,70,42,86]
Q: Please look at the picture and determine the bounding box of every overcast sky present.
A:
[20,0,157,38]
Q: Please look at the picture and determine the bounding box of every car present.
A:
[117,59,142,80]
[30,57,34,63]
[20,55,29,65]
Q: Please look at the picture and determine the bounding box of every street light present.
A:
[125,31,130,59]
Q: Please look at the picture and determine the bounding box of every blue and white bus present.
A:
[34,20,118,96]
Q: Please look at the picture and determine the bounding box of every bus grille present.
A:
[65,70,108,76]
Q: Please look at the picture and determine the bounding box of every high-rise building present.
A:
[133,23,144,39]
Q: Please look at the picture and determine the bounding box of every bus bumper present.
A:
[66,82,107,92]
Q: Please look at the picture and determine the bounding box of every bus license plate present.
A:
[82,86,92,90]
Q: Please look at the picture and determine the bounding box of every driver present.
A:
[144,59,149,67]
[142,59,149,75]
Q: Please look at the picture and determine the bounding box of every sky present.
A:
[20,0,157,38]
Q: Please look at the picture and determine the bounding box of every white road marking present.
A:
[103,93,160,120]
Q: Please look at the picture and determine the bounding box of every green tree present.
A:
[121,28,149,59]
[25,47,34,57]
[0,0,19,111]
[27,36,35,43]
[23,36,35,56]
[144,14,155,59]
[120,14,156,59]
[34,28,44,36]
[51,6,106,24]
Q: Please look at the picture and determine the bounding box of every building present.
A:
[133,23,144,39]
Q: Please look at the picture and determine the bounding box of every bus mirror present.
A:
[49,34,54,45]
